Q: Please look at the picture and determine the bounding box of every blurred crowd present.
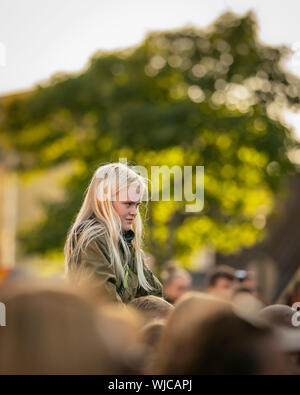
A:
[0,263,300,375]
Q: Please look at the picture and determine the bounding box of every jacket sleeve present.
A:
[136,260,163,298]
[74,239,123,304]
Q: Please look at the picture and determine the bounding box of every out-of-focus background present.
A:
[1,0,300,303]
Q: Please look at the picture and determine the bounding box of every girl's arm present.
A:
[136,260,163,298]
[73,239,123,303]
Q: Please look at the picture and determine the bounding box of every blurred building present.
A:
[0,160,18,267]
[0,154,72,271]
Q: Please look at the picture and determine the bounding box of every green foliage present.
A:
[1,11,300,269]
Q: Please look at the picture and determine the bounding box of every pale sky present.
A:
[1,0,300,135]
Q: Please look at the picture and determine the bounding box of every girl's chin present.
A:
[122,223,132,231]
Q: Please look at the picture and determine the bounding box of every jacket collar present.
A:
[122,229,135,245]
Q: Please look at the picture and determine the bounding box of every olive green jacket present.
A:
[69,233,163,304]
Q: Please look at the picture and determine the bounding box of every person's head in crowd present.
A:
[161,262,191,304]
[141,320,165,349]
[128,295,174,324]
[99,302,165,374]
[152,292,231,373]
[259,304,300,375]
[206,265,238,300]
[140,320,165,372]
[233,286,254,298]
[232,286,264,311]
[98,303,150,374]
[236,270,259,298]
[0,280,145,374]
[259,304,295,328]
[155,294,285,374]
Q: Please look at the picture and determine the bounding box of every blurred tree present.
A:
[1,11,300,270]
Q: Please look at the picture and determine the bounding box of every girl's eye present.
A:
[125,202,141,208]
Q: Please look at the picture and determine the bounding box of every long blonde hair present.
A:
[64,162,152,292]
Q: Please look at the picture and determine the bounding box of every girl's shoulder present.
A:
[74,216,108,248]
[75,215,105,234]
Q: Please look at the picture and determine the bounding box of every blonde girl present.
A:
[64,162,162,303]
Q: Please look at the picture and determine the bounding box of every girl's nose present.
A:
[129,206,137,216]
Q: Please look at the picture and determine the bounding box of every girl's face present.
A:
[112,187,142,231]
